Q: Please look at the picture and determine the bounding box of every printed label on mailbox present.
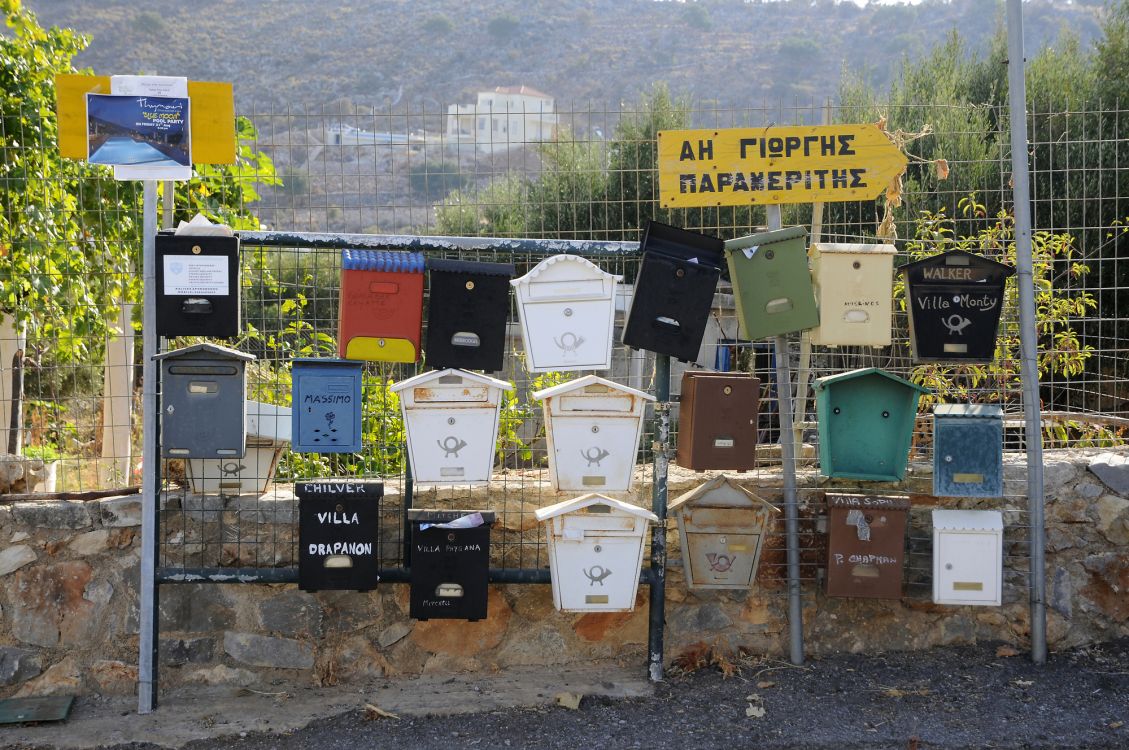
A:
[162,254,229,296]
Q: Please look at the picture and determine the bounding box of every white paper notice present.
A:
[110,75,192,181]
[163,255,229,296]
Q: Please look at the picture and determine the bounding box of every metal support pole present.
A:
[1006,0,1047,664]
[138,180,160,712]
[647,353,671,682]
[766,204,805,666]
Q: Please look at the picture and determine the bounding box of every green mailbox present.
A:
[814,368,930,482]
[723,226,819,340]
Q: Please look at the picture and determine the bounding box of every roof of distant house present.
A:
[492,85,551,99]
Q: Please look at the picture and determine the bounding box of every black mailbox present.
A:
[425,259,515,371]
[155,232,241,338]
[623,221,724,362]
[898,249,1015,363]
[408,509,494,621]
[297,481,382,592]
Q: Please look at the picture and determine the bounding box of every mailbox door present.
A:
[825,504,908,599]
[409,525,491,621]
[338,251,426,363]
[725,230,819,340]
[520,296,615,371]
[907,282,1007,362]
[425,261,513,372]
[677,373,759,471]
[685,531,760,588]
[811,252,893,347]
[292,362,363,454]
[819,383,918,481]
[550,534,644,611]
[155,233,241,338]
[298,487,381,593]
[160,365,246,459]
[933,418,1004,497]
[934,531,1001,605]
[547,415,641,491]
[623,258,721,362]
[403,407,499,485]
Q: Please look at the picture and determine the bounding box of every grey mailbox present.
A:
[155,343,255,459]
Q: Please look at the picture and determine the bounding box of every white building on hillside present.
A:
[446,86,558,152]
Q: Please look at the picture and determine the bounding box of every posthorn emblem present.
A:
[706,553,735,572]
[554,331,585,355]
[942,314,972,336]
[438,435,468,458]
[583,565,612,586]
[580,446,610,467]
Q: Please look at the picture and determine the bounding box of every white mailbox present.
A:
[391,369,511,486]
[932,509,1003,606]
[809,242,897,348]
[511,254,623,372]
[535,493,658,612]
[534,375,655,492]
[187,401,291,495]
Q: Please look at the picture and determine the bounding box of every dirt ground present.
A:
[5,639,1128,750]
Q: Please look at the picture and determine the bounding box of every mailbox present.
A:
[155,343,254,459]
[338,249,425,363]
[533,375,655,492]
[676,371,760,471]
[155,232,241,338]
[390,369,510,486]
[511,254,622,372]
[622,221,724,362]
[898,249,1016,363]
[825,493,910,599]
[187,401,291,495]
[408,510,495,621]
[932,509,1003,606]
[933,404,1005,498]
[425,258,515,372]
[291,359,364,454]
[298,480,382,592]
[668,476,778,590]
[535,494,658,612]
[813,367,930,482]
[809,242,896,347]
[724,226,819,340]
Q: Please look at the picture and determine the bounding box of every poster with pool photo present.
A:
[86,94,191,176]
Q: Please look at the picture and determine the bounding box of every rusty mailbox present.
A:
[676,370,760,471]
[825,493,910,599]
[668,476,778,590]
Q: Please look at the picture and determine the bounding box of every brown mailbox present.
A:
[825,493,910,599]
[677,371,760,471]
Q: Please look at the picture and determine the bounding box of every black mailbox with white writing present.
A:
[407,509,495,621]
[155,232,241,338]
[425,259,515,372]
[298,481,382,592]
[623,221,724,362]
[898,249,1015,363]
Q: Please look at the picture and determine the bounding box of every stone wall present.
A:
[2,447,1127,698]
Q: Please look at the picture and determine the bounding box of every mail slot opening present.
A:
[585,595,609,604]
[953,581,983,591]
[324,555,353,568]
[182,298,213,314]
[851,563,880,578]
[451,332,480,348]
[583,475,606,486]
[766,297,793,314]
[586,504,611,514]
[655,316,681,329]
[168,365,238,376]
[436,583,464,598]
[438,374,464,385]
[188,381,218,394]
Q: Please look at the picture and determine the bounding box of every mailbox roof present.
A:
[668,475,779,514]
[724,225,808,253]
[932,508,1003,531]
[510,253,623,286]
[531,374,655,402]
[389,368,511,393]
[341,249,425,273]
[641,220,725,269]
[934,403,1004,419]
[534,493,659,522]
[896,248,1016,277]
[427,258,516,277]
[812,367,930,396]
[153,342,255,362]
[811,242,896,255]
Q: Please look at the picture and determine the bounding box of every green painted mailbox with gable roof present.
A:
[723,225,819,340]
[814,367,930,482]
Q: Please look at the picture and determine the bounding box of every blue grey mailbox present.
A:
[291,359,364,454]
[155,343,255,459]
[933,404,1004,498]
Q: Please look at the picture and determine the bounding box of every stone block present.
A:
[0,646,42,686]
[13,657,82,697]
[1051,565,1073,620]
[68,529,111,556]
[377,621,413,649]
[160,637,216,666]
[0,544,36,577]
[1081,553,1129,622]
[158,584,236,632]
[1089,452,1129,496]
[11,501,92,529]
[318,591,383,633]
[411,588,511,655]
[87,660,137,695]
[4,561,104,648]
[1096,495,1129,545]
[98,495,143,527]
[223,631,315,670]
[696,602,733,631]
[181,494,227,523]
[186,664,257,687]
[229,493,298,525]
[259,591,323,637]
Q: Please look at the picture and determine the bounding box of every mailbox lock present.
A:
[675,268,685,278]
[191,245,202,255]
[882,411,890,418]
[723,386,732,395]
[563,307,573,317]
[593,544,602,553]
[765,249,775,260]
[336,504,344,512]
[852,260,861,270]
[448,532,456,542]
[945,455,953,462]
[166,404,175,414]
[448,417,456,425]
[378,339,386,347]
[719,535,727,544]
[591,425,599,433]
[945,563,953,570]
[465,280,475,290]
[833,407,841,415]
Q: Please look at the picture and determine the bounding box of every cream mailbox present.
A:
[155,343,255,459]
[535,493,658,612]
[534,375,655,493]
[511,254,622,372]
[668,476,779,590]
[809,242,897,347]
[187,401,291,495]
[391,369,511,486]
[932,509,1003,606]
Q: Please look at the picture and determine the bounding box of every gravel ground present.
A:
[8,639,1128,750]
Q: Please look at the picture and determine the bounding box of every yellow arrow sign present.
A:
[658,124,907,208]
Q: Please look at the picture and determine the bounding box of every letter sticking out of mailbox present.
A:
[533,375,655,493]
[155,343,255,459]
[425,258,515,372]
[297,481,382,592]
[511,254,623,372]
[391,369,511,486]
[933,404,1005,498]
[338,249,426,363]
[155,232,241,338]
[291,359,364,454]
[898,249,1015,363]
[622,221,725,362]
[932,509,1003,606]
[809,242,896,348]
[535,493,658,612]
[825,493,910,599]
[668,476,779,590]
[724,226,819,340]
[813,368,930,482]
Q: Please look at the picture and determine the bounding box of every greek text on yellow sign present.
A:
[658,125,907,208]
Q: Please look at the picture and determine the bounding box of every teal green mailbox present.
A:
[724,226,819,340]
[814,368,930,482]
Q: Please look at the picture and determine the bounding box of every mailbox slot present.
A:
[932,509,1003,606]
[933,404,1004,498]
[155,232,241,338]
[809,242,896,348]
[724,226,819,340]
[338,249,425,363]
[156,343,254,459]
[825,493,910,599]
[676,371,760,471]
[408,510,495,621]
[425,258,514,372]
[291,359,364,454]
[298,481,382,592]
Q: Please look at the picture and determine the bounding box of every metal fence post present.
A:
[648,353,670,682]
[138,180,160,712]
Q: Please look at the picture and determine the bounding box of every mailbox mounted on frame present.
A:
[809,242,896,348]
[425,258,515,372]
[825,493,910,599]
[155,343,255,459]
[291,359,364,454]
[297,480,382,593]
[933,404,1004,498]
[338,249,425,363]
[155,231,241,338]
[724,226,819,340]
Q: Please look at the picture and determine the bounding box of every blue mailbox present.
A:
[291,359,364,454]
[933,404,1004,498]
